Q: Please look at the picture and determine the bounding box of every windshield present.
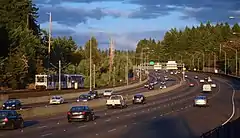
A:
[0,111,8,117]
[110,95,121,100]
[105,90,112,92]
[52,96,61,99]
[134,95,142,98]
[5,100,16,104]
[196,96,206,100]
[79,95,88,98]
[37,76,45,82]
[71,106,88,111]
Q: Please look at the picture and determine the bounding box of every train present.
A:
[35,74,84,90]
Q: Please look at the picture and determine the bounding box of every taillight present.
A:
[81,112,86,114]
[67,112,71,115]
[3,118,8,122]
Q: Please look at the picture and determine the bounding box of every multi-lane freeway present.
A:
[0,71,236,138]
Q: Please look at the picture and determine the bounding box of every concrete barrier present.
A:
[1,78,149,106]
[17,78,184,119]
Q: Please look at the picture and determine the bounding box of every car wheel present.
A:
[10,122,15,129]
[92,115,95,121]
[19,121,24,128]
[85,115,90,122]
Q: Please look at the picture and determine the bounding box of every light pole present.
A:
[222,43,238,75]
[93,64,95,88]
[47,12,52,74]
[140,47,149,82]
[126,50,129,86]
[89,37,92,91]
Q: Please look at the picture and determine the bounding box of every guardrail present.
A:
[197,71,240,138]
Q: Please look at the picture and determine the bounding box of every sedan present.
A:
[132,94,146,104]
[0,110,24,129]
[67,106,95,122]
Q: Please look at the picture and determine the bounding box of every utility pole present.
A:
[58,60,61,90]
[202,53,205,71]
[93,64,95,88]
[224,51,227,74]
[182,63,185,81]
[126,50,129,85]
[235,50,238,76]
[214,53,216,72]
[89,38,92,91]
[208,53,211,72]
[113,66,116,86]
[140,49,143,82]
[197,58,200,71]
[48,12,52,75]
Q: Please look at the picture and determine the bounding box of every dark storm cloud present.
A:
[37,5,109,26]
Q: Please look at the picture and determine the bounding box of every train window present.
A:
[37,76,45,82]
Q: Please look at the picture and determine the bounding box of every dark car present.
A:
[88,91,99,99]
[132,94,146,104]
[77,94,92,102]
[148,85,154,90]
[2,99,22,110]
[0,110,24,129]
[67,106,95,122]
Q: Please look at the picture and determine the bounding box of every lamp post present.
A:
[140,47,149,82]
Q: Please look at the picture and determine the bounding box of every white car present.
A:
[170,72,173,74]
[160,85,167,89]
[208,78,212,82]
[211,83,216,88]
[194,96,208,107]
[49,96,64,104]
[103,90,113,97]
[200,79,204,83]
[106,95,127,109]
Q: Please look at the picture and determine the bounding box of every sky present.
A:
[34,0,240,50]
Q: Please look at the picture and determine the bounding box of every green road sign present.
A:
[149,61,154,65]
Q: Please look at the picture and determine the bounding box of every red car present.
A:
[189,83,195,87]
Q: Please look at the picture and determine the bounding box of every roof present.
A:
[134,93,143,96]
[195,95,207,99]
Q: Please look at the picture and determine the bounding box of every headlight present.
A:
[2,105,5,107]
[12,105,15,106]
[77,99,79,102]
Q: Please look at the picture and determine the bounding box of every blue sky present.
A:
[34,0,240,50]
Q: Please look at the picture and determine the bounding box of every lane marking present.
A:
[108,128,116,132]
[41,133,53,137]
[78,125,86,128]
[222,82,236,126]
[105,119,111,122]
[125,114,131,116]
[38,126,47,129]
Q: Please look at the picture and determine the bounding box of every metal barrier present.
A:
[200,117,240,138]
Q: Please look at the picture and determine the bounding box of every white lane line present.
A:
[152,116,156,119]
[222,82,236,126]
[105,119,111,122]
[41,133,53,137]
[38,126,47,129]
[125,114,131,116]
[108,128,116,132]
[132,122,137,125]
[78,125,86,128]
[142,110,145,112]
[124,125,127,127]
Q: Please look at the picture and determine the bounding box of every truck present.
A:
[106,95,127,109]
[202,84,212,92]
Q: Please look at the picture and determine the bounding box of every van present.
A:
[202,84,212,92]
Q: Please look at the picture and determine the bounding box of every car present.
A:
[77,94,92,102]
[148,85,154,90]
[153,81,158,85]
[170,72,173,74]
[194,96,208,107]
[189,83,195,87]
[2,99,22,110]
[0,110,24,129]
[49,96,64,104]
[211,83,216,88]
[106,95,127,108]
[160,81,166,85]
[67,106,95,122]
[208,77,212,82]
[200,79,205,83]
[144,84,149,88]
[132,94,146,104]
[103,90,113,97]
[88,91,99,99]
[159,85,167,89]
[194,76,198,79]
[164,77,169,81]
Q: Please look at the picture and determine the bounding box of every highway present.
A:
[22,71,179,109]
[0,72,235,138]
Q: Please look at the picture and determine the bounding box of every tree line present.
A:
[0,0,135,89]
[136,22,240,74]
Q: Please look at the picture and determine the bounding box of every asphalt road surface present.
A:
[0,72,235,138]
[22,71,179,109]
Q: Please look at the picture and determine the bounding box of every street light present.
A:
[140,47,149,82]
[222,43,238,75]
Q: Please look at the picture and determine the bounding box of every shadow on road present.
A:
[121,116,197,138]
[24,120,39,128]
